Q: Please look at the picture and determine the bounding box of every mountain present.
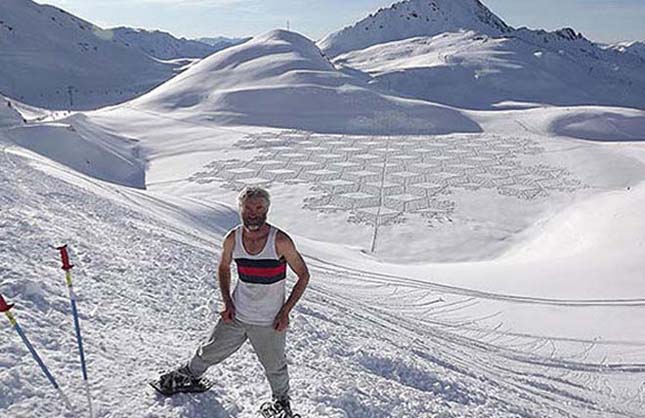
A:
[607,41,645,61]
[130,29,480,135]
[109,27,220,60]
[320,0,645,110]
[196,36,251,50]
[318,0,511,57]
[0,0,182,110]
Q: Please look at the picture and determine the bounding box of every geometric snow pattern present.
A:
[189,131,586,228]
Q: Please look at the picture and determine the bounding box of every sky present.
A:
[35,0,645,43]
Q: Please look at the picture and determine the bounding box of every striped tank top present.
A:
[231,224,287,326]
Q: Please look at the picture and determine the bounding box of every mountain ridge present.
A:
[0,0,180,110]
[323,0,645,110]
[607,40,645,61]
[109,27,219,60]
[318,0,512,57]
[108,28,251,60]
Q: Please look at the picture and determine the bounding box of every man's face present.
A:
[240,196,268,231]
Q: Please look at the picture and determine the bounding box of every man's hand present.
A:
[220,303,236,323]
[273,307,290,332]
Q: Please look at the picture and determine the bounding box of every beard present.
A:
[242,213,267,231]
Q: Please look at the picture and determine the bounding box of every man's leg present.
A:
[187,318,247,377]
[246,324,289,400]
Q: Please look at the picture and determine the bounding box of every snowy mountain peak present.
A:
[318,0,511,56]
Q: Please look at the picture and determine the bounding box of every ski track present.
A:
[307,258,645,307]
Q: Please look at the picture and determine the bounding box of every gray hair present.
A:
[238,186,271,208]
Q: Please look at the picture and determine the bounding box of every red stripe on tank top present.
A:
[238,264,286,277]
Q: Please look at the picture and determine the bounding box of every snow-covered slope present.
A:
[8,115,145,188]
[129,29,480,135]
[0,97,25,128]
[318,0,511,57]
[109,27,220,59]
[547,108,645,142]
[0,0,181,110]
[2,94,645,418]
[333,30,645,110]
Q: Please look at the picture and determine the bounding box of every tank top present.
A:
[231,224,287,326]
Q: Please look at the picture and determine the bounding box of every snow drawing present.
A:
[189,130,586,228]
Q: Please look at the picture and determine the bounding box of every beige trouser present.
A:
[187,318,290,400]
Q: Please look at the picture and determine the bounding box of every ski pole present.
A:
[57,245,94,418]
[0,293,74,411]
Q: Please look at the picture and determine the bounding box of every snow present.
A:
[320,1,645,111]
[6,114,146,188]
[317,0,511,57]
[607,41,645,61]
[549,109,645,142]
[2,1,645,417]
[0,98,25,128]
[196,37,252,51]
[331,31,645,110]
[108,27,224,60]
[0,0,183,110]
[128,29,480,135]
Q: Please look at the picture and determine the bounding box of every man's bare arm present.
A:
[274,231,310,331]
[218,231,236,321]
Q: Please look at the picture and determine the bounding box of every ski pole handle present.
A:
[0,294,14,313]
[57,245,74,271]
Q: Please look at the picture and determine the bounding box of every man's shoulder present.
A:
[273,226,292,243]
[273,227,296,257]
[223,227,240,245]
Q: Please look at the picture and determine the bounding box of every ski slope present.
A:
[2,85,645,417]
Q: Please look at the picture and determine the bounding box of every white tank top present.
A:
[231,224,287,326]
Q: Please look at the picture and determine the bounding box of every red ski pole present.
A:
[57,245,94,418]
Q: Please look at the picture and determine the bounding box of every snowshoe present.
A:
[149,366,214,397]
[259,398,301,418]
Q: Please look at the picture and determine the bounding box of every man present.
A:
[153,186,310,418]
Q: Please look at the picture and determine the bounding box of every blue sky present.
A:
[37,0,645,43]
